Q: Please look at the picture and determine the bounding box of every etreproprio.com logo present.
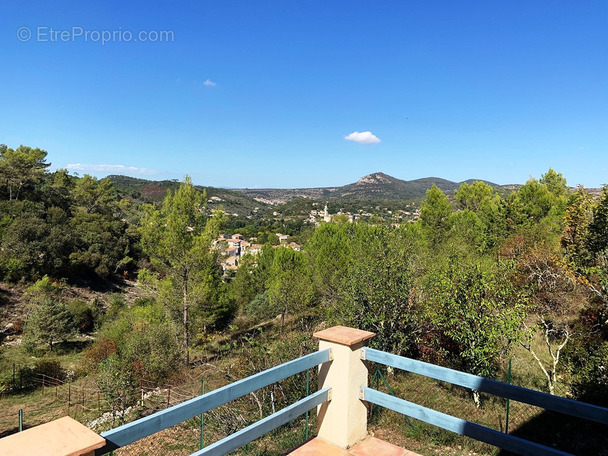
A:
[17,26,174,45]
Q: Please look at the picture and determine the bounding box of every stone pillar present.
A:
[314,325,375,449]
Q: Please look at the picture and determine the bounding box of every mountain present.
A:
[236,172,504,204]
[108,172,508,208]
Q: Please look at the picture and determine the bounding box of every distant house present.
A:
[287,242,302,251]
[223,255,238,270]
[225,246,240,257]
[227,239,241,248]
[276,233,289,243]
[232,233,244,240]
[249,244,263,255]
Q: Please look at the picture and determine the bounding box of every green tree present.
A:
[587,185,608,257]
[140,176,223,364]
[419,185,453,247]
[0,144,50,200]
[335,224,418,355]
[304,223,352,306]
[562,186,594,269]
[267,247,314,328]
[25,299,74,351]
[455,181,497,213]
[454,181,505,250]
[72,175,116,215]
[423,258,526,385]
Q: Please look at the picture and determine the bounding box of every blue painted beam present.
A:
[96,349,330,454]
[191,387,330,456]
[362,387,572,456]
[363,348,608,425]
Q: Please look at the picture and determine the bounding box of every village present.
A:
[214,203,421,271]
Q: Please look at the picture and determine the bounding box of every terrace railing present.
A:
[95,348,331,455]
[9,326,607,456]
[361,347,608,456]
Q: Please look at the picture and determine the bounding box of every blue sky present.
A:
[1,1,606,188]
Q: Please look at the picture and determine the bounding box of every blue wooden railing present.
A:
[94,344,608,456]
[361,347,608,456]
[95,348,331,455]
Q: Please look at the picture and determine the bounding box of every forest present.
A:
[1,144,607,453]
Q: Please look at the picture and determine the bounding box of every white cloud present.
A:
[66,164,156,175]
[203,79,217,87]
[344,131,381,145]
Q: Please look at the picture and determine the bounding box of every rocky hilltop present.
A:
[236,172,503,205]
[110,173,509,207]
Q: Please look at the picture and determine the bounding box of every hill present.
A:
[107,175,268,217]
[236,172,506,204]
[108,172,512,208]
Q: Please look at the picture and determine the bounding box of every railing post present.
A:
[314,325,375,449]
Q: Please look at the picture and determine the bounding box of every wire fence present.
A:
[6,350,605,456]
[0,365,317,456]
[367,361,608,456]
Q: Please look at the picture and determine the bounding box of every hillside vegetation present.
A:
[1,144,608,454]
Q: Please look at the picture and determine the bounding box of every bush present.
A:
[105,293,126,321]
[34,359,65,383]
[83,337,118,372]
[246,292,274,320]
[67,300,95,333]
[568,341,608,407]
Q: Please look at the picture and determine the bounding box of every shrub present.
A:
[67,300,95,333]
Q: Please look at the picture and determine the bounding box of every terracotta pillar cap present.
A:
[313,326,375,347]
[0,416,105,456]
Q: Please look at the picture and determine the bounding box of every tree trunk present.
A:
[281,306,286,330]
[183,275,189,366]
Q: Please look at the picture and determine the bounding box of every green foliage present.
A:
[97,356,139,423]
[305,223,352,306]
[454,181,505,251]
[334,224,418,355]
[246,291,273,319]
[69,176,131,277]
[66,300,96,333]
[140,176,225,363]
[24,299,74,352]
[25,274,61,301]
[0,144,50,201]
[95,299,181,383]
[267,248,315,326]
[562,186,594,269]
[422,258,527,378]
[566,340,608,407]
[419,184,453,247]
[0,146,134,281]
[586,185,608,257]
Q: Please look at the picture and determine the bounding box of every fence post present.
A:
[68,383,71,417]
[42,374,45,395]
[167,386,171,408]
[200,378,205,450]
[12,363,15,389]
[314,326,375,449]
[18,409,23,432]
[305,369,310,441]
[505,358,512,434]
